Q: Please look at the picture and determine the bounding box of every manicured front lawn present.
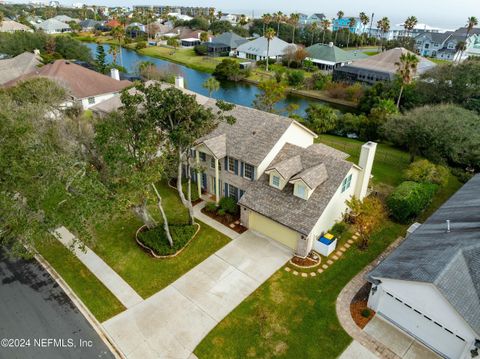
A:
[91,182,231,298]
[195,222,405,358]
[36,240,125,322]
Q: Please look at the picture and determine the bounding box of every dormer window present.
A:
[272,175,280,188]
[294,183,307,199]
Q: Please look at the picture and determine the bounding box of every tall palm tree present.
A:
[217,11,223,20]
[346,17,356,48]
[261,13,272,36]
[377,17,390,51]
[274,11,284,35]
[395,52,419,108]
[359,12,370,46]
[459,16,479,61]
[239,14,248,26]
[321,19,331,43]
[403,16,418,46]
[265,27,276,72]
[289,13,300,44]
[208,7,215,24]
[110,26,125,66]
[310,22,318,45]
[334,11,344,45]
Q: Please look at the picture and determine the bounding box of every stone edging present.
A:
[335,236,406,359]
[32,250,126,359]
[135,223,201,259]
[288,250,322,269]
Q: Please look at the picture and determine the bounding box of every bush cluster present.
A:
[403,160,450,187]
[386,181,438,223]
[138,224,196,256]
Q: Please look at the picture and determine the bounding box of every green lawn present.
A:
[36,240,125,322]
[91,182,231,298]
[195,135,462,359]
[195,222,405,359]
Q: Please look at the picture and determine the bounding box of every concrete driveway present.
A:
[102,230,292,359]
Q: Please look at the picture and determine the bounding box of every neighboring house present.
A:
[105,19,121,29]
[6,60,131,109]
[126,22,146,32]
[298,14,309,25]
[207,31,248,56]
[306,42,367,71]
[0,51,42,85]
[192,95,376,257]
[181,38,201,47]
[304,13,327,25]
[464,33,480,59]
[220,13,241,25]
[333,47,436,84]
[332,17,363,34]
[367,174,480,359]
[167,12,193,22]
[79,19,102,31]
[236,36,293,61]
[53,15,79,23]
[34,18,71,34]
[0,20,33,33]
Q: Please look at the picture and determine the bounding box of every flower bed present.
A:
[136,223,200,258]
[289,251,321,268]
[350,282,375,329]
[201,207,247,234]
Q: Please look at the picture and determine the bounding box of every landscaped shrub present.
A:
[386,181,438,223]
[287,70,305,87]
[205,202,218,213]
[213,59,247,82]
[135,41,147,50]
[403,159,450,187]
[217,208,226,216]
[451,167,474,183]
[345,83,364,102]
[194,44,207,55]
[361,309,371,318]
[218,196,238,215]
[330,222,348,238]
[137,224,196,256]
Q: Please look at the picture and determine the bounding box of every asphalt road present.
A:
[0,247,115,359]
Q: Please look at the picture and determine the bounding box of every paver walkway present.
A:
[54,226,143,309]
[102,230,292,359]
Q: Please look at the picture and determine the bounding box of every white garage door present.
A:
[377,291,466,359]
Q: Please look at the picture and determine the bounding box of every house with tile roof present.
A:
[367,174,480,359]
[306,42,367,71]
[333,47,436,84]
[5,60,131,109]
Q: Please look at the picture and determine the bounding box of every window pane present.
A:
[244,163,254,180]
[228,158,235,172]
[272,175,280,187]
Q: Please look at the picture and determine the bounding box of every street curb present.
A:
[33,251,126,359]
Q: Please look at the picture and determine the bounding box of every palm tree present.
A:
[310,22,318,45]
[289,13,300,44]
[359,12,370,46]
[239,14,248,26]
[208,7,215,23]
[459,16,478,61]
[334,11,344,45]
[217,11,223,20]
[403,16,418,46]
[320,19,331,43]
[261,13,272,36]
[203,77,220,97]
[265,27,276,72]
[346,17,356,48]
[274,11,284,35]
[377,17,390,51]
[199,31,209,42]
[110,26,125,66]
[395,52,419,108]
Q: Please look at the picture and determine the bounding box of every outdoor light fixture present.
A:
[371,286,378,295]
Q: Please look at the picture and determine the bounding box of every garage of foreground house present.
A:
[367,174,480,359]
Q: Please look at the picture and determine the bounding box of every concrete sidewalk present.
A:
[54,226,143,309]
[193,201,240,240]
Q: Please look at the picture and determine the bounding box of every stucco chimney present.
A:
[175,75,184,88]
[355,141,377,200]
[110,68,120,81]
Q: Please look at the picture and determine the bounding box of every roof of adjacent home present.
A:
[339,47,436,75]
[0,52,42,85]
[369,174,480,335]
[238,143,352,235]
[6,60,131,99]
[79,19,102,28]
[0,19,32,32]
[210,31,248,48]
[306,43,367,63]
[236,36,293,57]
[35,18,71,31]
[53,15,77,23]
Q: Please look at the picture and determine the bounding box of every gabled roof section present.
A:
[211,31,248,48]
[0,52,41,85]
[198,134,227,159]
[369,174,480,335]
[35,18,70,31]
[236,36,293,57]
[266,155,303,180]
[306,43,367,63]
[291,163,328,190]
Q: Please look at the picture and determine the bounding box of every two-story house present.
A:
[332,17,363,34]
[192,96,377,257]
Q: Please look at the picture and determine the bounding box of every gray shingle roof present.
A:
[369,174,480,335]
[0,52,41,85]
[211,31,248,48]
[200,134,227,159]
[236,36,293,57]
[35,18,71,32]
[238,143,352,235]
[267,155,303,180]
[291,163,328,190]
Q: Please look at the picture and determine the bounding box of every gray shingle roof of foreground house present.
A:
[238,143,352,235]
[369,174,480,335]
[0,51,41,85]
[211,31,248,49]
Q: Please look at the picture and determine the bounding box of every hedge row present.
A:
[137,224,196,256]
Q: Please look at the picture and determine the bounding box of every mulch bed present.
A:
[201,208,248,234]
[350,282,376,329]
[290,251,321,268]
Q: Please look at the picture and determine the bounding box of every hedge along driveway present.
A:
[91,182,231,299]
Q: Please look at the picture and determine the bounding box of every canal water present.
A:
[86,43,350,116]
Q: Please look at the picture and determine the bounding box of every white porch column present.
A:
[196,151,202,198]
[214,157,220,204]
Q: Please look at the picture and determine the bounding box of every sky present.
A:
[109,0,477,29]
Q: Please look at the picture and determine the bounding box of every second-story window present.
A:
[272,175,280,188]
[210,157,215,169]
[228,157,235,172]
[199,152,206,162]
[244,163,254,180]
